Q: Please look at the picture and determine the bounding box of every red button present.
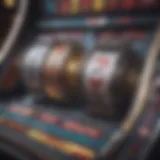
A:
[40,113,60,124]
[63,121,102,138]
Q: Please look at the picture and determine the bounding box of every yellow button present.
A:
[27,129,95,159]
[27,130,46,142]
[64,142,95,159]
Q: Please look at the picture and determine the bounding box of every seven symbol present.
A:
[96,56,109,67]
[88,56,109,90]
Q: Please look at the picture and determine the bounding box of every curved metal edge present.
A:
[0,0,29,77]
[99,25,160,159]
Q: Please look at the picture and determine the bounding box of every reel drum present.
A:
[21,38,53,95]
[43,43,84,102]
[83,43,142,118]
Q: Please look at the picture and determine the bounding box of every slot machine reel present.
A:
[21,39,52,95]
[83,43,142,118]
[21,41,84,103]
[43,43,84,102]
[62,44,85,102]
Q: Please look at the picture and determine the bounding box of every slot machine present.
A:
[0,0,160,160]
